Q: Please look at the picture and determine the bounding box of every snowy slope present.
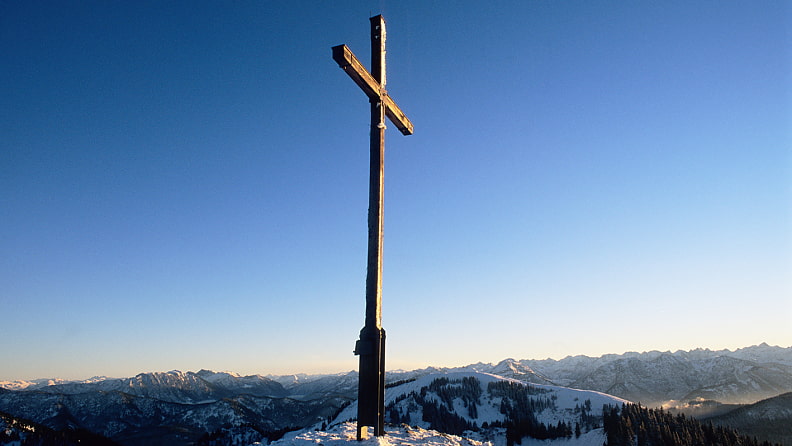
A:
[273,421,610,446]
[330,371,627,443]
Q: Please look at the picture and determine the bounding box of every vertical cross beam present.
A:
[358,15,387,440]
[367,14,385,335]
[332,15,413,441]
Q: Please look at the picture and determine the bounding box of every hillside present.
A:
[332,372,627,439]
[0,410,119,445]
[707,392,792,446]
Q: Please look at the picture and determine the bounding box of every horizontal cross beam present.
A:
[332,44,414,136]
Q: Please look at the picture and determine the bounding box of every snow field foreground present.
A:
[271,422,609,446]
[272,422,488,446]
[272,372,627,446]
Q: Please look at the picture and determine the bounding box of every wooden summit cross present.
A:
[332,15,413,440]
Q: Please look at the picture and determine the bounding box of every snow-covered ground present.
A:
[331,371,628,430]
[273,423,488,446]
[296,372,624,446]
[271,422,608,446]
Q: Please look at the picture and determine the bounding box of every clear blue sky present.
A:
[1,1,790,381]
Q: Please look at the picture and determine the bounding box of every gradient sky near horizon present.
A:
[1,1,790,381]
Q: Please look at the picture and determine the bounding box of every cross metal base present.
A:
[354,326,386,439]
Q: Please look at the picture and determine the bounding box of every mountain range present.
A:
[0,343,790,445]
[0,370,347,446]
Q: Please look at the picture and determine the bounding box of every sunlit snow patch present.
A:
[271,422,491,446]
[270,422,609,446]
